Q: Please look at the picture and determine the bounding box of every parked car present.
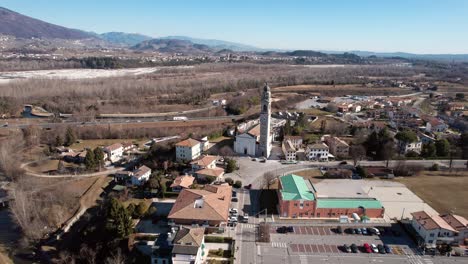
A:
[286,226,294,233]
[276,226,287,233]
[240,214,249,223]
[343,244,351,253]
[251,158,257,161]
[350,244,358,253]
[244,184,252,189]
[230,208,238,214]
[339,161,348,165]
[231,197,238,202]
[336,226,343,234]
[384,244,392,254]
[371,244,379,253]
[229,216,238,222]
[377,244,386,254]
[260,158,266,163]
[371,227,381,235]
[355,228,362,235]
[232,191,237,198]
[361,228,368,235]
[363,243,372,253]
[350,228,356,234]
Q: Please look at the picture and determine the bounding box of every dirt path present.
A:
[20,160,120,178]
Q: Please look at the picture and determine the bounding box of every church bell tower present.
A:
[258,83,271,158]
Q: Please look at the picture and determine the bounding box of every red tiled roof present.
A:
[133,165,151,179]
[168,184,232,222]
[190,155,217,167]
[176,138,201,147]
[171,175,195,189]
[411,211,457,232]
[196,167,224,177]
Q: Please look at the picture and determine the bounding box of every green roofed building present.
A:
[277,174,385,219]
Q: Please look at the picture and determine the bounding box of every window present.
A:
[429,233,435,237]
[317,213,320,217]
[294,203,298,207]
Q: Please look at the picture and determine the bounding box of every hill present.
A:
[159,36,262,52]
[131,39,213,54]
[0,7,94,39]
[99,32,152,46]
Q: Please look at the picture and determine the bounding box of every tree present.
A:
[283,119,292,136]
[55,135,63,147]
[226,158,237,173]
[106,198,133,238]
[224,177,234,185]
[84,150,96,170]
[459,133,468,159]
[421,142,436,158]
[435,139,450,157]
[381,141,395,167]
[349,144,366,166]
[93,147,105,168]
[134,202,147,218]
[355,166,368,178]
[455,93,465,100]
[395,130,417,144]
[233,180,242,188]
[127,203,136,217]
[64,127,76,146]
[160,182,167,198]
[262,172,276,189]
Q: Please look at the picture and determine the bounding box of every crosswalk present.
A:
[241,223,256,228]
[271,242,287,248]
[299,255,308,264]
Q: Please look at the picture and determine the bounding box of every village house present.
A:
[168,184,232,226]
[411,211,462,246]
[398,137,422,154]
[306,143,331,161]
[323,136,349,158]
[425,118,448,133]
[171,227,205,264]
[122,142,136,152]
[284,135,303,149]
[282,140,297,161]
[104,143,124,163]
[114,165,151,186]
[277,174,385,219]
[176,138,203,162]
[170,175,195,192]
[190,155,225,182]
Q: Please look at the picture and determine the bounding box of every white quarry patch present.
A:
[0,66,193,84]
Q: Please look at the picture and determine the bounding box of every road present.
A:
[1,115,242,130]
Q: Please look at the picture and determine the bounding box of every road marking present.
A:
[271,242,287,248]
[299,255,308,264]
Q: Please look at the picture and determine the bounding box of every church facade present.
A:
[233,83,272,158]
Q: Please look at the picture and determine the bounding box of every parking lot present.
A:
[268,224,419,257]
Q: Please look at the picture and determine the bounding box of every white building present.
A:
[176,138,202,162]
[306,143,330,161]
[284,136,303,149]
[171,227,205,264]
[282,140,297,161]
[234,125,260,156]
[131,165,151,186]
[411,211,459,246]
[399,139,422,154]
[103,143,124,163]
[425,119,448,133]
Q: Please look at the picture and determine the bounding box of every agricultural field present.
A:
[396,170,468,218]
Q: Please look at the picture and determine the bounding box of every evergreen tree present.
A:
[435,139,450,157]
[421,142,436,158]
[55,135,63,147]
[93,147,105,167]
[64,127,76,146]
[283,119,292,136]
[106,198,133,238]
[84,150,96,170]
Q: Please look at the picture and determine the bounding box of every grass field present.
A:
[309,116,346,130]
[396,171,468,218]
[299,108,331,116]
[71,138,147,150]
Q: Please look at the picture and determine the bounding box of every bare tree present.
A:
[104,249,126,264]
[218,145,235,158]
[0,134,24,180]
[349,144,366,167]
[262,172,276,190]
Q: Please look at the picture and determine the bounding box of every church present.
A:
[233,83,273,158]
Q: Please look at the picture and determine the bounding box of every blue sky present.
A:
[2,0,468,53]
